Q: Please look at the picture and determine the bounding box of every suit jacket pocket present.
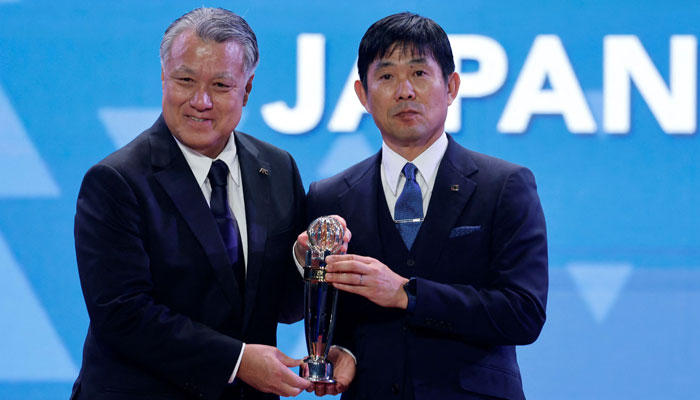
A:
[449,225,481,238]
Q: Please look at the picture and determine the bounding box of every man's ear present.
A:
[354,80,371,113]
[243,74,255,106]
[446,71,460,106]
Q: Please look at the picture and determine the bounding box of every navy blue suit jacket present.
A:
[72,116,305,400]
[306,135,548,400]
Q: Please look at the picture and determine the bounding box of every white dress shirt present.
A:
[172,133,246,384]
[380,132,448,218]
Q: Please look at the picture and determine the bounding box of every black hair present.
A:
[357,12,455,90]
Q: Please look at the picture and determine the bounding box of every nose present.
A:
[395,78,415,101]
[190,87,213,111]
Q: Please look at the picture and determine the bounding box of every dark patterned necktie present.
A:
[208,160,245,298]
[394,162,423,249]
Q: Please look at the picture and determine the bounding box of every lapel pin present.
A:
[450,184,459,191]
[258,167,269,175]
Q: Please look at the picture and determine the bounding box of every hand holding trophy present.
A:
[299,216,345,383]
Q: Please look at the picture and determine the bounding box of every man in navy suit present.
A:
[301,12,548,400]
[72,8,311,399]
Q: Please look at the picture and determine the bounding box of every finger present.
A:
[326,253,373,265]
[284,372,313,391]
[276,351,303,367]
[326,384,340,396]
[314,383,328,396]
[329,214,347,228]
[325,253,354,263]
[296,233,310,248]
[325,271,363,285]
[279,385,304,397]
[334,382,346,394]
[331,282,367,296]
[280,368,312,391]
[278,360,312,390]
[325,259,370,275]
[335,375,351,393]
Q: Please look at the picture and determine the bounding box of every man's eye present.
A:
[415,70,425,77]
[380,74,392,80]
[179,77,193,83]
[214,82,230,89]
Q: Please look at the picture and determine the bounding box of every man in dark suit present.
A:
[72,8,311,399]
[301,12,548,400]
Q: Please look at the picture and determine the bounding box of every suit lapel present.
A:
[338,153,385,261]
[148,117,243,314]
[234,132,271,331]
[412,136,478,278]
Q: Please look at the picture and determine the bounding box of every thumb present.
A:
[277,351,304,367]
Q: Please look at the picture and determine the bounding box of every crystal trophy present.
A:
[299,216,344,383]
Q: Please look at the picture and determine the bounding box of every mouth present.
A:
[394,109,420,119]
[186,115,212,124]
[395,110,418,116]
[392,103,421,118]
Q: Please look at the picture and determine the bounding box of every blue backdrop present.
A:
[0,1,698,398]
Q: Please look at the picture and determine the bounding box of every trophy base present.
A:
[299,357,335,383]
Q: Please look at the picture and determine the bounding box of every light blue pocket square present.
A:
[449,225,481,238]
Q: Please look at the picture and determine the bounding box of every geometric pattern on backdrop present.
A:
[567,262,634,323]
[0,231,77,381]
[0,84,59,197]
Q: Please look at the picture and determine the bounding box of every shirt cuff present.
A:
[332,345,357,365]
[228,342,246,384]
[292,240,305,276]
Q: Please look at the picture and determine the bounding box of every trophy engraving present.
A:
[299,216,344,383]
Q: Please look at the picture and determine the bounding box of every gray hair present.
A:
[160,7,259,77]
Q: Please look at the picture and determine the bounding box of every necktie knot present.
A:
[402,162,418,182]
[208,160,229,187]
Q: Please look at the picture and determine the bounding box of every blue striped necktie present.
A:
[208,160,245,298]
[394,162,423,249]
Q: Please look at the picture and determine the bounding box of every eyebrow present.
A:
[172,66,234,80]
[212,73,235,80]
[173,65,196,75]
[374,57,429,69]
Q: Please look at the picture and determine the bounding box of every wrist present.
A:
[331,345,357,365]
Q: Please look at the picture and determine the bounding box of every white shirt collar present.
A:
[381,133,448,196]
[172,133,240,188]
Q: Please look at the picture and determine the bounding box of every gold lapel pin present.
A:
[450,184,459,191]
[258,167,269,175]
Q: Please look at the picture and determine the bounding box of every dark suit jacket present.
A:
[72,116,305,400]
[306,135,548,400]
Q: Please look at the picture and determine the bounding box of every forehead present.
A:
[371,43,436,67]
[166,30,243,70]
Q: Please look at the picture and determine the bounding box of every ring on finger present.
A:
[359,274,364,285]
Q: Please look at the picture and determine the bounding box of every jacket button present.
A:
[406,259,415,266]
[391,383,400,394]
